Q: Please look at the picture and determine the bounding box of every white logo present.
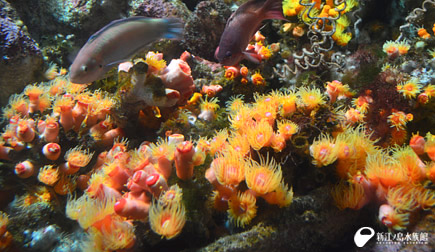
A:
[354,227,375,247]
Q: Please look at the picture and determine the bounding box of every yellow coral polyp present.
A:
[247,119,274,150]
[278,90,297,117]
[66,194,116,229]
[310,133,338,167]
[263,183,294,207]
[200,97,220,112]
[245,155,283,195]
[213,150,246,187]
[415,186,435,210]
[387,111,408,130]
[365,152,408,188]
[397,79,422,99]
[391,145,425,183]
[8,94,29,116]
[149,201,186,239]
[37,165,60,186]
[226,95,245,114]
[251,71,266,86]
[65,146,94,168]
[52,95,75,113]
[146,51,167,72]
[150,138,175,161]
[209,129,229,155]
[24,83,44,101]
[227,191,257,227]
[228,133,251,156]
[331,181,365,210]
[100,219,136,251]
[386,185,418,212]
[297,87,326,111]
[258,45,272,59]
[277,119,299,139]
[159,184,183,207]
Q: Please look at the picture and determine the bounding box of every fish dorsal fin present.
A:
[86,16,151,44]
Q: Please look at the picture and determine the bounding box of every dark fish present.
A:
[215,0,285,66]
[69,17,183,84]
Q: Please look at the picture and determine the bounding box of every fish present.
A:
[69,17,184,84]
[215,0,286,66]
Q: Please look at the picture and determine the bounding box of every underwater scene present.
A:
[0,0,435,251]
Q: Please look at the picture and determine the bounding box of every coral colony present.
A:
[1,0,435,251]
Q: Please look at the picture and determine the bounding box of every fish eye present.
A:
[99,64,103,68]
[81,66,88,72]
[225,51,232,58]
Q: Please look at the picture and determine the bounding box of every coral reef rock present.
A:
[184,0,232,61]
[0,17,42,107]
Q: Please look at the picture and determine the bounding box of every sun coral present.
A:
[247,119,273,151]
[297,87,326,111]
[262,183,294,207]
[228,133,251,157]
[174,141,195,180]
[62,146,94,174]
[42,142,61,161]
[66,194,116,229]
[159,184,183,207]
[391,145,426,183]
[16,119,35,143]
[417,27,431,39]
[212,150,246,187]
[198,97,220,121]
[227,191,257,227]
[331,181,366,210]
[365,152,408,189]
[425,132,435,161]
[309,133,338,167]
[24,84,44,113]
[378,204,409,231]
[410,132,425,155]
[149,201,186,239]
[251,71,266,86]
[386,185,418,212]
[387,111,412,130]
[38,165,60,186]
[397,79,422,99]
[277,119,299,140]
[245,155,283,195]
[325,80,352,103]
[146,51,166,73]
[15,160,34,178]
[52,95,75,131]
[224,66,239,80]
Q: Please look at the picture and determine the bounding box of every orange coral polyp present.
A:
[65,146,94,169]
[277,119,299,140]
[227,191,257,227]
[309,134,338,167]
[247,120,273,151]
[38,165,60,186]
[149,201,186,239]
[365,152,408,188]
[297,87,326,111]
[245,155,283,195]
[212,151,245,187]
[251,72,266,86]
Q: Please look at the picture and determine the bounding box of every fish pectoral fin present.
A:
[243,52,262,64]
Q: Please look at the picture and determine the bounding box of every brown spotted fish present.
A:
[215,0,285,66]
[69,17,183,84]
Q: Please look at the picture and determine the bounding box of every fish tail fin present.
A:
[262,0,287,21]
[163,18,184,39]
